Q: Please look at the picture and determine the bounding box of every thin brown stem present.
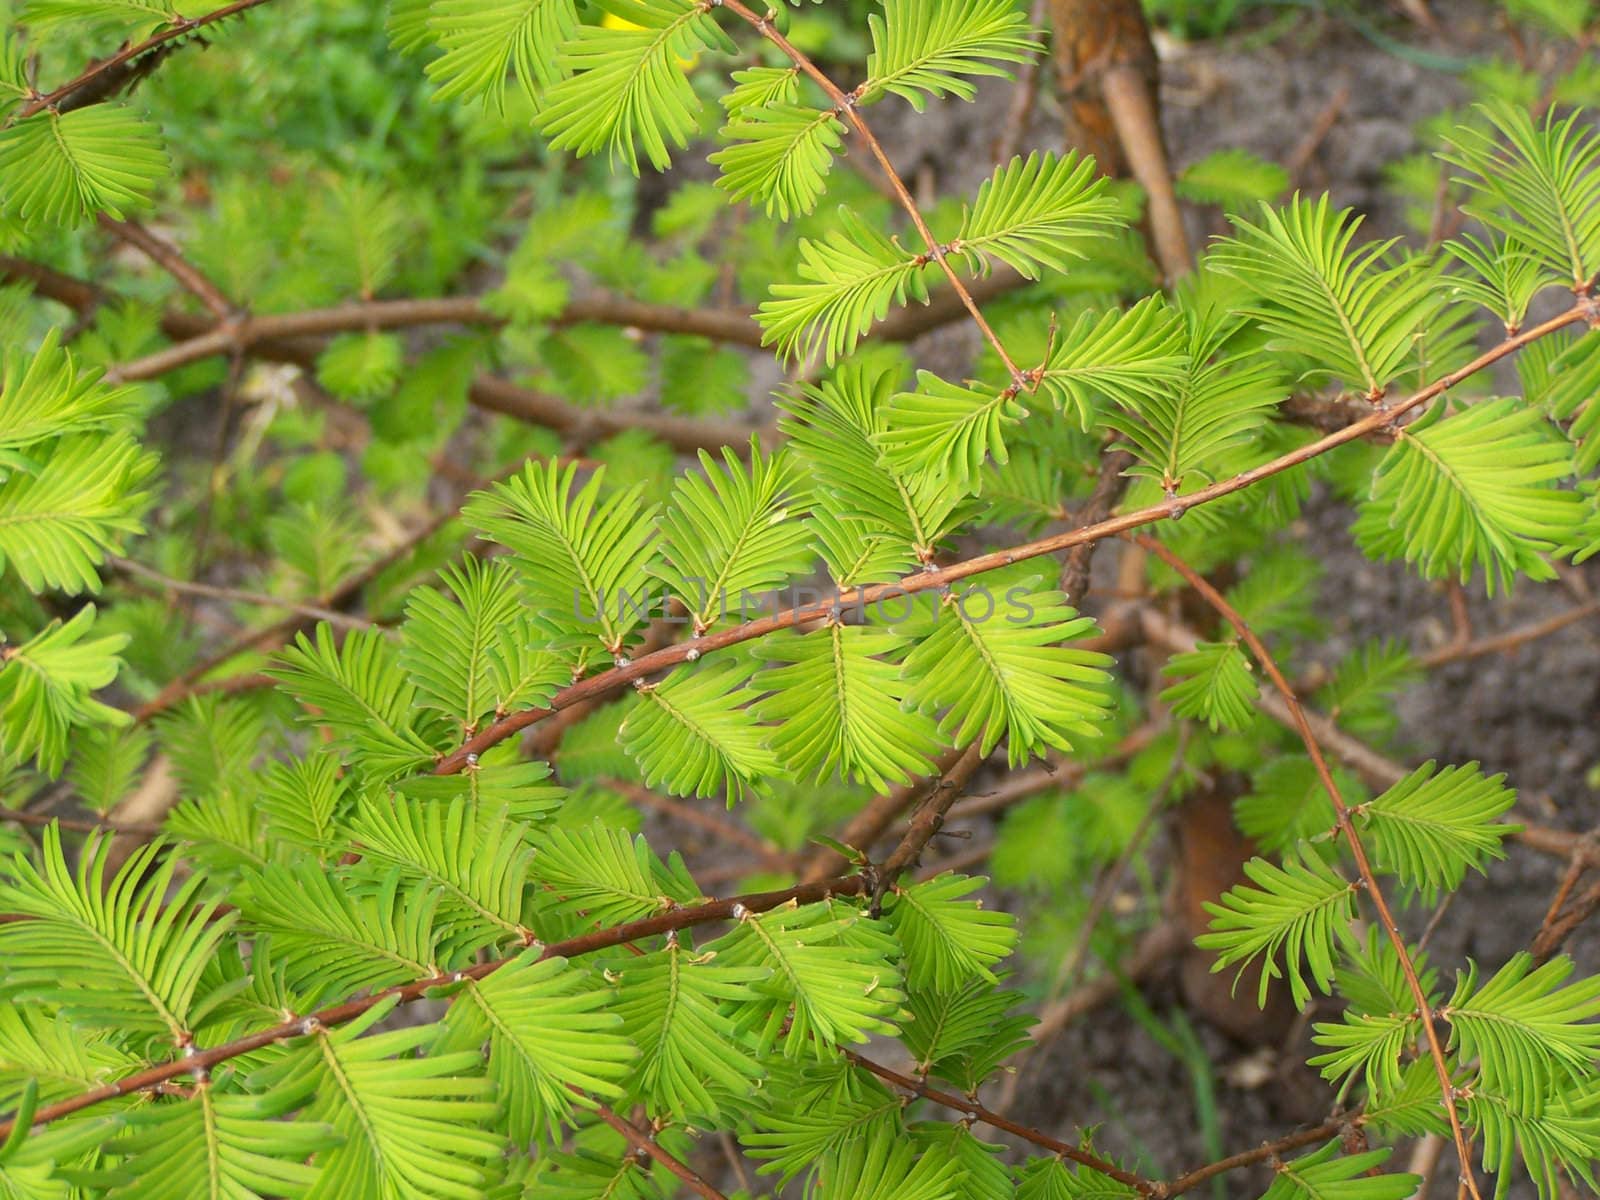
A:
[1420,600,1600,668]
[1163,1116,1354,1197]
[1285,84,1351,187]
[1100,64,1191,280]
[1133,533,1483,1200]
[719,0,1028,385]
[0,808,162,837]
[592,1105,727,1200]
[843,1050,1158,1194]
[99,216,234,319]
[0,871,870,1140]
[1532,876,1600,962]
[109,556,376,633]
[10,0,278,122]
[434,300,1593,776]
[1136,606,1589,866]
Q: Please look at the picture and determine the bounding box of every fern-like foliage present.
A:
[710,104,847,221]
[423,0,578,111]
[1106,297,1287,491]
[899,580,1113,765]
[1443,102,1600,291]
[1355,398,1583,594]
[1210,194,1446,399]
[1354,761,1519,900]
[8,6,1600,1199]
[538,0,728,173]
[269,626,445,782]
[950,150,1120,278]
[758,622,945,792]
[1196,847,1359,1009]
[861,0,1039,110]
[0,106,167,228]
[465,460,661,654]
[0,828,233,1044]
[619,657,778,803]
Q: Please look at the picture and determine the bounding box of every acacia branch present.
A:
[433,300,1594,775]
[1132,533,1483,1200]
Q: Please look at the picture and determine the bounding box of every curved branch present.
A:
[1133,533,1483,1200]
[0,871,869,1140]
[433,301,1593,774]
[10,0,278,123]
[844,1050,1158,1194]
[719,0,1030,385]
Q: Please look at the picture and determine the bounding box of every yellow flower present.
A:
[600,12,702,70]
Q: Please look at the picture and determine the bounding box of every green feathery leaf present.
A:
[758,207,932,365]
[0,605,130,776]
[269,625,444,781]
[0,826,234,1042]
[1210,194,1448,399]
[759,622,946,791]
[465,460,661,652]
[1442,102,1600,290]
[861,0,1040,111]
[1159,640,1260,732]
[619,657,780,804]
[653,440,815,632]
[1355,397,1582,595]
[538,0,728,173]
[1196,846,1358,1010]
[1355,761,1518,900]
[436,952,635,1144]
[425,0,578,110]
[900,581,1113,765]
[884,873,1017,991]
[0,107,168,228]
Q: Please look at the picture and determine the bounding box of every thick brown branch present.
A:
[879,742,987,879]
[801,744,976,883]
[106,295,762,381]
